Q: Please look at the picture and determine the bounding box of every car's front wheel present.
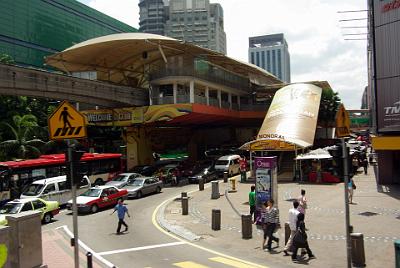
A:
[136,191,142,199]
[91,204,99,213]
[43,212,52,224]
[156,187,161,193]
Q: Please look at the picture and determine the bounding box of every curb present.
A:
[155,186,206,242]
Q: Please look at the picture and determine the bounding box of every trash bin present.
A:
[395,239,400,268]
[351,233,366,267]
[240,171,247,183]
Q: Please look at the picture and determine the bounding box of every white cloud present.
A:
[80,0,368,109]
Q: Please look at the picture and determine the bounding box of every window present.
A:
[43,183,56,194]
[277,49,282,79]
[256,51,260,67]
[250,52,254,64]
[261,51,265,70]
[108,188,118,195]
[145,179,151,185]
[21,202,33,212]
[32,200,46,209]
[46,166,62,178]
[272,50,276,75]
[267,51,271,72]
[58,181,68,191]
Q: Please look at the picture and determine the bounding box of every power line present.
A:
[340,26,367,29]
[344,38,367,41]
[339,18,368,22]
[342,33,368,36]
[337,10,368,13]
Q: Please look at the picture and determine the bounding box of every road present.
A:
[43,184,268,268]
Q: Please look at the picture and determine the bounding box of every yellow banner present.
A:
[335,104,351,137]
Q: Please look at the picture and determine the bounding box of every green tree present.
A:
[0,114,45,160]
[318,88,341,127]
[0,53,15,64]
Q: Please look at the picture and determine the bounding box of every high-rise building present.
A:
[138,0,168,35]
[0,0,137,68]
[139,0,227,54]
[248,34,290,83]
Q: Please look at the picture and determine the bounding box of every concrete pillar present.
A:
[211,181,220,199]
[241,214,252,239]
[173,82,178,104]
[6,211,44,268]
[189,80,195,103]
[211,209,221,230]
[0,226,11,268]
[228,93,232,110]
[217,89,222,108]
[205,86,209,105]
[126,126,153,169]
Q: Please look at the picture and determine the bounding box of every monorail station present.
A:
[46,33,329,172]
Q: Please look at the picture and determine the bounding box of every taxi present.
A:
[0,198,60,225]
[67,185,128,213]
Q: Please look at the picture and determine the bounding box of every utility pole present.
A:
[342,138,352,268]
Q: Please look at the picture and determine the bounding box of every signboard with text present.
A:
[254,157,278,211]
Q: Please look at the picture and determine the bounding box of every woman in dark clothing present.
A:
[292,213,315,261]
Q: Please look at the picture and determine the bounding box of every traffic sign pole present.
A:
[68,142,80,268]
[342,138,352,268]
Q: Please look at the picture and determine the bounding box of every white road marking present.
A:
[56,225,115,268]
[97,241,187,256]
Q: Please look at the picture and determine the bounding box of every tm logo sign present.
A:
[384,101,400,115]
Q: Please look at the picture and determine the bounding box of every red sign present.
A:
[382,0,400,13]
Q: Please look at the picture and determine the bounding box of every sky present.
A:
[78,0,368,109]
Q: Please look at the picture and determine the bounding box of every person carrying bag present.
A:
[292,213,315,261]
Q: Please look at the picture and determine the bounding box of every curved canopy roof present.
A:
[45,33,282,88]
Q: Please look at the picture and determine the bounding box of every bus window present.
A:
[46,166,62,178]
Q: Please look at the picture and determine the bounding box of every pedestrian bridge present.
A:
[0,64,148,107]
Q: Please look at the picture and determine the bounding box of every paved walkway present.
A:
[162,165,400,268]
[42,228,103,268]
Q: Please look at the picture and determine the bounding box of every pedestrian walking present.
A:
[297,189,307,216]
[249,185,256,222]
[263,199,280,251]
[111,199,130,234]
[292,213,315,262]
[348,178,356,204]
[362,158,368,175]
[283,200,300,256]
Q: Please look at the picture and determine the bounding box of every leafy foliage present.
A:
[317,88,341,127]
[0,54,15,64]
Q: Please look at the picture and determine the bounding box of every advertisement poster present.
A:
[255,157,278,209]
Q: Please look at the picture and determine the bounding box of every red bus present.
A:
[0,153,123,202]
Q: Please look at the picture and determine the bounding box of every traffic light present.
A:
[327,144,352,181]
[65,150,85,188]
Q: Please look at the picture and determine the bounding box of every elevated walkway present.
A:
[0,63,148,107]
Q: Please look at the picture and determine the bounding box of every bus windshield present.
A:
[81,188,101,197]
[0,203,22,214]
[22,184,45,196]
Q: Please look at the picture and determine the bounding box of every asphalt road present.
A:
[43,184,268,268]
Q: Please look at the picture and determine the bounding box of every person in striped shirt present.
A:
[262,199,280,251]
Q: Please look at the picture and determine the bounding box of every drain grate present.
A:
[359,211,379,217]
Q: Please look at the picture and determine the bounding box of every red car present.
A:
[67,185,128,213]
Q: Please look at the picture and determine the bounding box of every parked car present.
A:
[0,198,59,225]
[123,177,163,198]
[188,164,218,183]
[214,155,241,177]
[66,186,128,213]
[20,175,91,205]
[129,165,157,176]
[105,173,141,188]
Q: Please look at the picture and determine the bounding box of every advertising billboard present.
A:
[373,0,400,132]
[256,83,322,148]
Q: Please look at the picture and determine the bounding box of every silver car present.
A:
[105,173,141,188]
[124,177,163,198]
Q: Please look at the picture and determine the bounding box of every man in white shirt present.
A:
[283,201,300,255]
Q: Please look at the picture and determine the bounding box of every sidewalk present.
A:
[42,228,103,268]
[162,166,400,268]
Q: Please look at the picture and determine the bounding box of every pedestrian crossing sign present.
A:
[48,101,87,140]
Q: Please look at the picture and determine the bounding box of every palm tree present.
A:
[0,114,45,160]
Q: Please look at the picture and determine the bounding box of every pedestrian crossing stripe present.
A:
[174,261,209,268]
[53,126,83,137]
[173,257,268,268]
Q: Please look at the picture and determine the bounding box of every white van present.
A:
[20,175,91,205]
[214,155,241,177]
